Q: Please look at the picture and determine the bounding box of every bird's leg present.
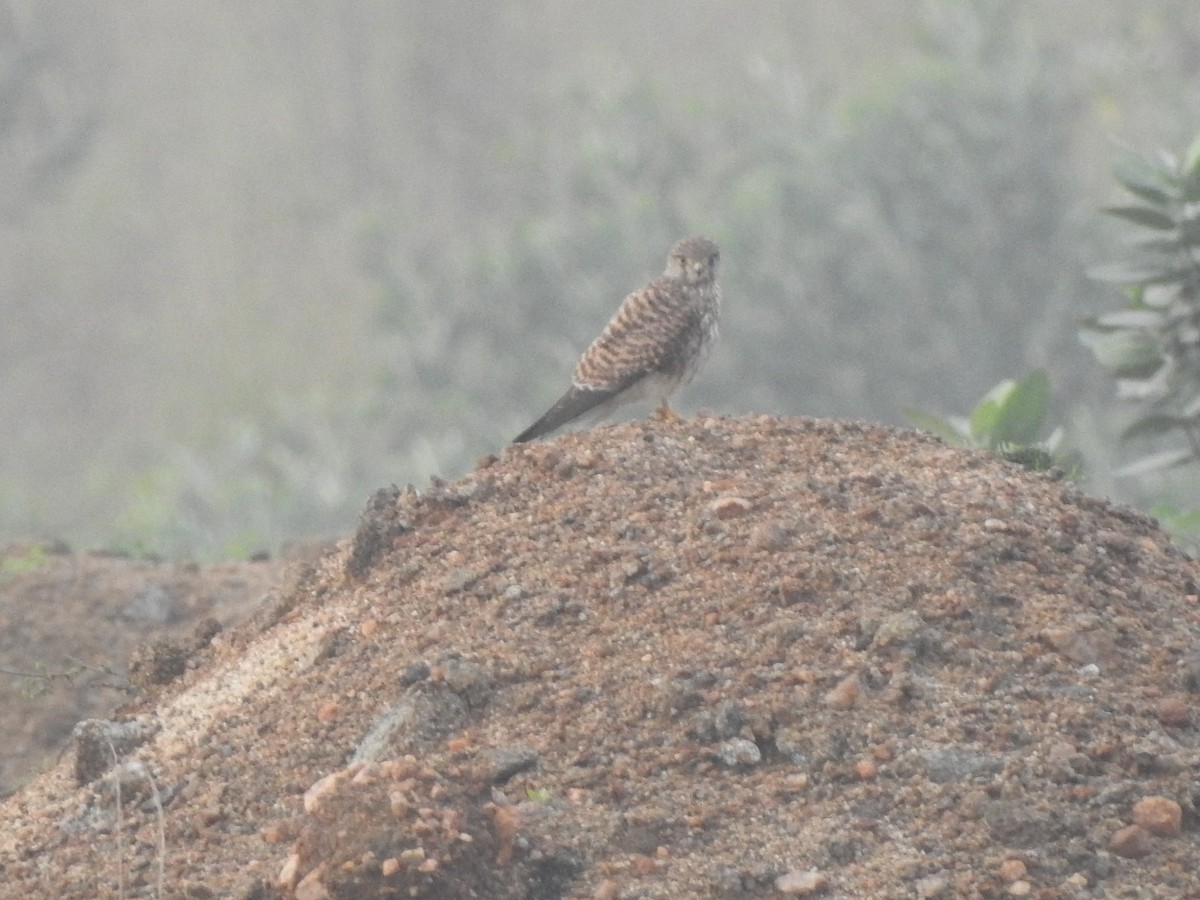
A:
[654,404,684,423]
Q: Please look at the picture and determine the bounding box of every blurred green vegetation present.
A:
[1081,130,1200,549]
[2,1,1200,558]
[1081,134,1200,470]
[907,371,1080,475]
[0,545,51,580]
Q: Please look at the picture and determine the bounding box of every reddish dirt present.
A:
[0,544,284,797]
[1,416,1198,899]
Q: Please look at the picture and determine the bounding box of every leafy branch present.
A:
[0,656,133,698]
[1081,132,1200,475]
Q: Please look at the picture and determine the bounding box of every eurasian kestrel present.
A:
[513,236,721,443]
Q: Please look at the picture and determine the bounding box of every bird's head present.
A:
[666,236,720,284]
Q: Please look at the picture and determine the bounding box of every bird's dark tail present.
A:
[512,385,616,443]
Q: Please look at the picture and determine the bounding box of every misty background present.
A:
[2,1,1198,558]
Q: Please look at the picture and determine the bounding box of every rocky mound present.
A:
[1,416,1198,898]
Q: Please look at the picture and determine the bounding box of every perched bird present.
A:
[512,236,721,443]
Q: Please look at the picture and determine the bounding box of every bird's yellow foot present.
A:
[654,405,684,423]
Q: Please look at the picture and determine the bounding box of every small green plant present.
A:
[1147,503,1200,556]
[1,544,51,578]
[907,371,1076,473]
[1080,131,1200,474]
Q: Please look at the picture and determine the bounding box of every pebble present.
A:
[958,789,988,820]
[1132,796,1182,836]
[871,610,925,649]
[441,567,479,594]
[824,674,860,709]
[774,868,828,895]
[998,858,1027,881]
[915,875,947,897]
[487,745,539,782]
[710,495,753,519]
[1107,824,1153,858]
[72,717,160,785]
[716,738,762,767]
[261,822,289,845]
[750,522,790,551]
[1155,696,1190,727]
[304,766,353,813]
[277,852,301,888]
[294,865,330,900]
[350,762,382,785]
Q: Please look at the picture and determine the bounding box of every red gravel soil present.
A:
[1,415,1198,899]
[0,545,282,797]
